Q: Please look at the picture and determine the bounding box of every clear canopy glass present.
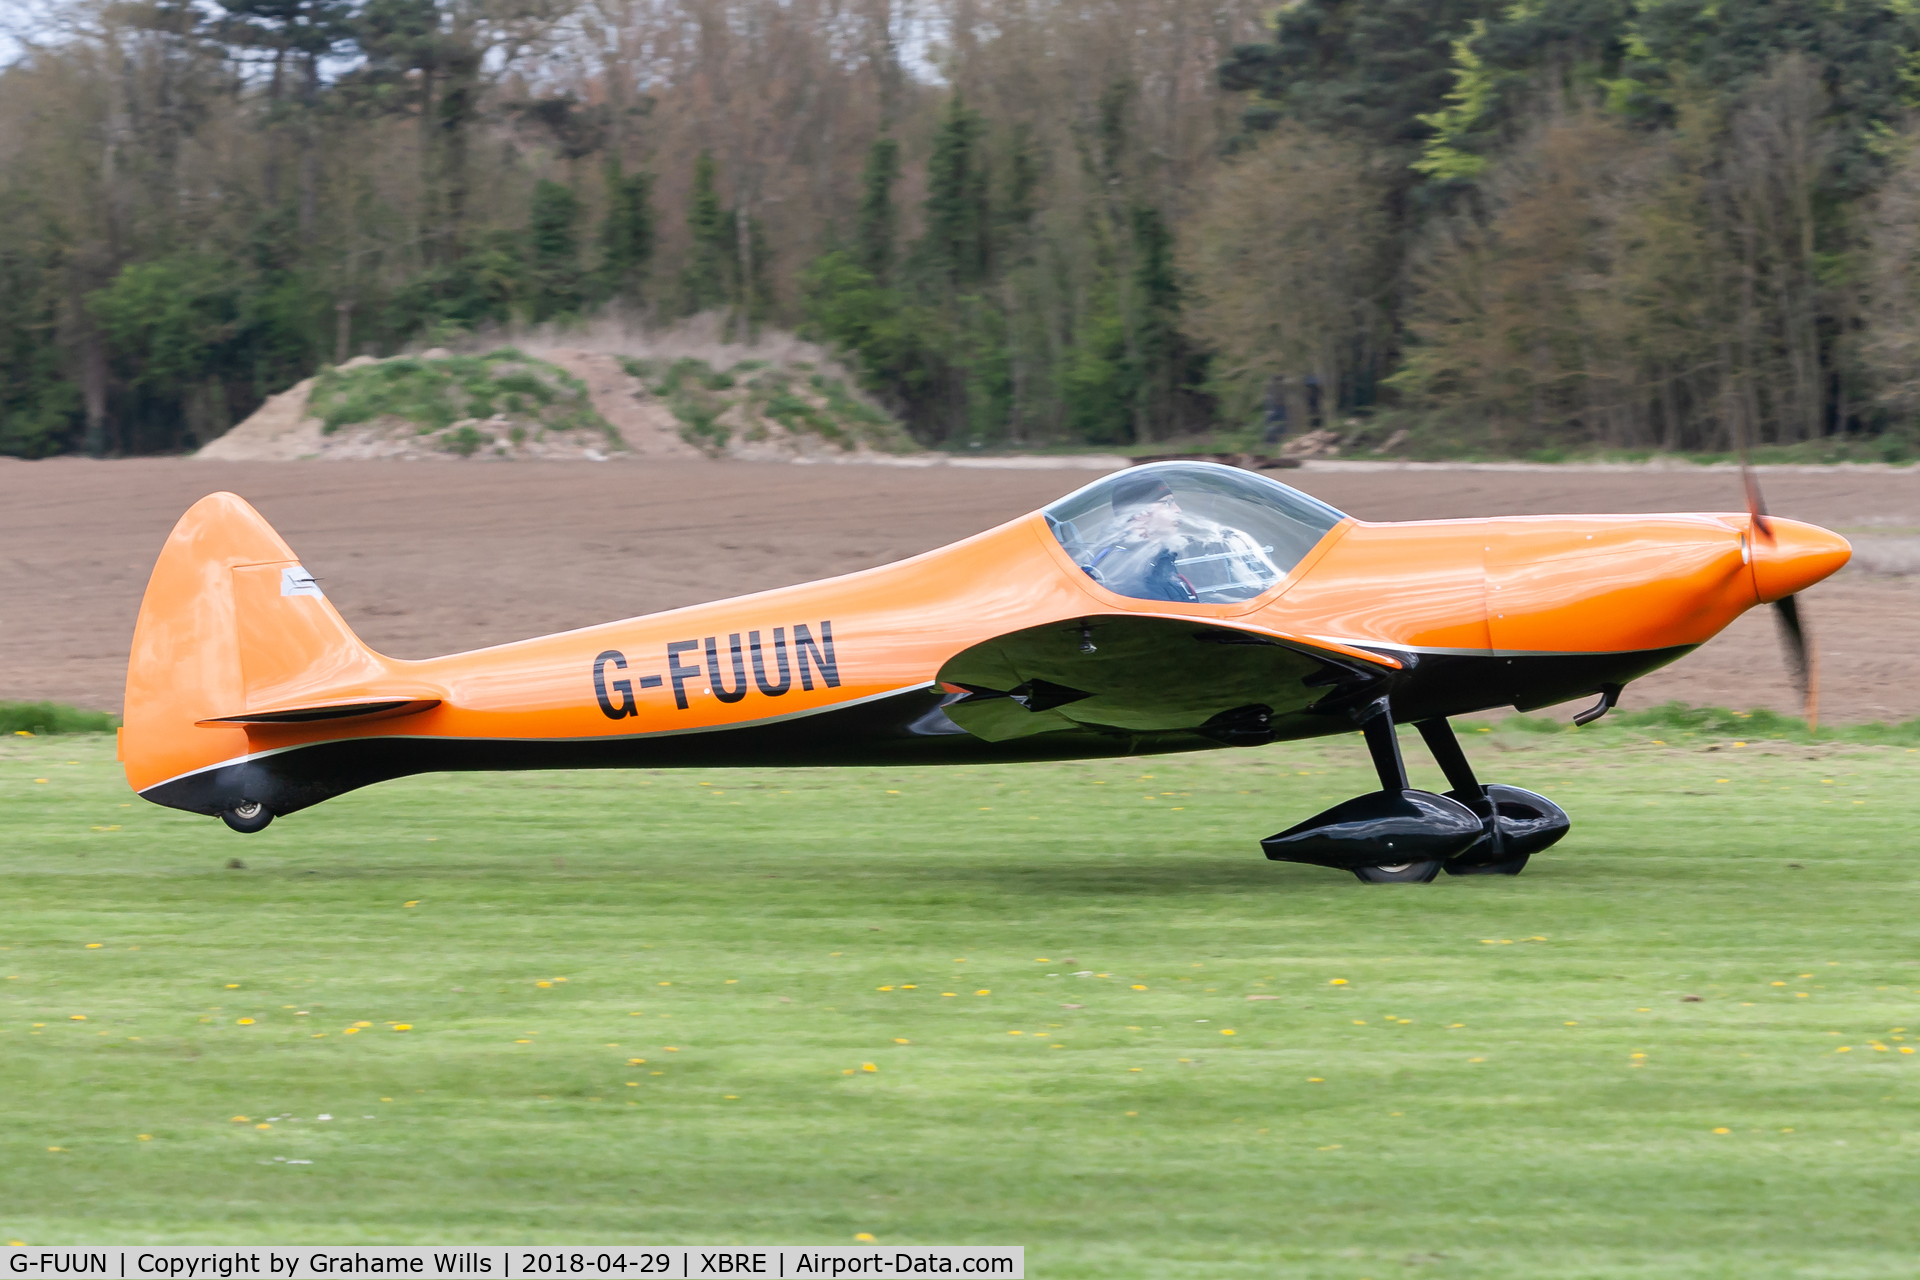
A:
[1044,462,1346,604]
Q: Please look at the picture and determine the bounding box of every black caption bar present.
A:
[1,1248,1022,1280]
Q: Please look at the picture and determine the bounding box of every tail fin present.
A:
[122,492,426,804]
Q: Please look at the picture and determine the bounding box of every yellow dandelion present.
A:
[69,1015,86,1021]
[1713,1127,1730,1134]
[1125,1111,1139,1116]
[1131,984,1147,991]
[1307,1077,1324,1083]
[942,992,957,997]
[343,1028,360,1035]
[626,1082,638,1087]
[403,901,419,908]
[877,985,894,991]
[1469,1057,1486,1063]
[1837,1046,1852,1052]
[1008,1030,1023,1035]
[231,1116,248,1123]
[658,981,671,986]
[861,1063,877,1072]
[628,1058,646,1064]
[1220,1029,1236,1036]
[138,1134,152,1141]
[393,1024,412,1031]
[226,984,240,989]
[853,1234,875,1243]
[354,1021,372,1028]
[893,1038,910,1044]
[237,1018,255,1025]
[536,981,552,988]
[1329,978,1347,986]
[1631,1052,1647,1059]
[255,1123,271,1131]
[724,979,738,984]
[975,989,990,995]
[85,943,102,949]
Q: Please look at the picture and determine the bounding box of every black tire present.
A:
[1352,860,1442,884]
[220,801,273,834]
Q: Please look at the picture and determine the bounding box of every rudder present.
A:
[122,492,406,813]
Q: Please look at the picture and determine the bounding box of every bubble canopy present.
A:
[1043,462,1347,605]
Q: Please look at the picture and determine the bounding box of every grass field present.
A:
[3,719,1918,1277]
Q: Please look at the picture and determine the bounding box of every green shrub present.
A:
[669,393,728,448]
[308,351,615,446]
[765,390,846,445]
[439,424,486,456]
[1,702,119,734]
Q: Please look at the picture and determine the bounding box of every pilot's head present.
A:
[1111,471,1180,537]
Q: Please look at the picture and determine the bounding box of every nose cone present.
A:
[1752,518,1851,602]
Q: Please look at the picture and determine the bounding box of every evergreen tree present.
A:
[682,152,728,314]
[596,157,655,309]
[527,178,583,321]
[855,137,900,284]
[1127,203,1182,432]
[920,96,991,291]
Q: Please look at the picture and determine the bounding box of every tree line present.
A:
[9,0,1920,458]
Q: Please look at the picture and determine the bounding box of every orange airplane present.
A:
[120,462,1849,882]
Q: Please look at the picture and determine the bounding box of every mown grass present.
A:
[3,720,1917,1275]
[0,702,118,735]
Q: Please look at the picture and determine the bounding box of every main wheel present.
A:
[1352,860,1442,884]
[220,801,273,834]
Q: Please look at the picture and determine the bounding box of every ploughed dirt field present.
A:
[5,456,1917,722]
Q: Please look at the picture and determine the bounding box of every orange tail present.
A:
[123,493,433,818]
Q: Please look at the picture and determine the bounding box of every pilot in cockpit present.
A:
[1079,471,1203,603]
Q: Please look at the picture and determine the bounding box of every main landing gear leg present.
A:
[1415,718,1568,876]
[1349,704,1445,884]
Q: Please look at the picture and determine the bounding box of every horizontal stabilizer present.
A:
[196,698,441,726]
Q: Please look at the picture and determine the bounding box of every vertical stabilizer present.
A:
[122,492,394,804]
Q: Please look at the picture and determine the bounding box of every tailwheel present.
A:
[220,801,273,834]
[1352,861,1443,884]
